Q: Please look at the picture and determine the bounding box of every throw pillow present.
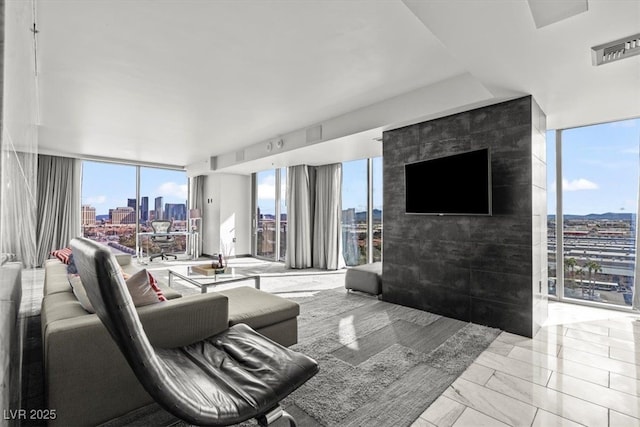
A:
[51,247,72,264]
[68,273,96,313]
[125,269,167,306]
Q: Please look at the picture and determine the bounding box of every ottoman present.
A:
[345,262,382,296]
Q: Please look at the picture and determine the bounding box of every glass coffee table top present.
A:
[167,265,260,293]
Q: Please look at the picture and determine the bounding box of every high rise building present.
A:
[141,196,149,223]
[164,203,187,220]
[81,205,96,225]
[154,196,163,220]
[110,207,136,224]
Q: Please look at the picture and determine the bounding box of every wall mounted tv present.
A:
[405,148,492,215]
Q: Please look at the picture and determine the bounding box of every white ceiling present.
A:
[25,0,640,172]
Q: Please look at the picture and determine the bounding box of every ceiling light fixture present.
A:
[591,33,640,66]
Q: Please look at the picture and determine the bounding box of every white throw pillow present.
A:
[68,273,96,313]
[125,269,167,306]
[69,269,166,313]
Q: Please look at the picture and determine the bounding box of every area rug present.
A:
[108,288,501,426]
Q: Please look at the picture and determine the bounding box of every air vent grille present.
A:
[591,33,640,66]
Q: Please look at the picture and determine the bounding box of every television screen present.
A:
[405,148,491,215]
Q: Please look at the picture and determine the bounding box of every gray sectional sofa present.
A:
[41,248,299,426]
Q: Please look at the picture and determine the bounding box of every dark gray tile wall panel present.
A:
[470,298,532,337]
[382,96,548,337]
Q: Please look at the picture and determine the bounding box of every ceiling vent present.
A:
[591,33,640,66]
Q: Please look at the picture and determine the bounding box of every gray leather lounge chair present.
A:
[71,237,318,426]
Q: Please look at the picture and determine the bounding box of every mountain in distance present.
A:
[547,212,635,221]
[354,209,382,222]
[96,214,110,221]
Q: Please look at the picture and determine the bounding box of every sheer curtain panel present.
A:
[312,163,344,270]
[285,165,314,268]
[36,155,81,266]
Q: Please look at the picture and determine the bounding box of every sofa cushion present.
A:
[217,286,299,329]
[41,292,91,335]
[44,259,73,296]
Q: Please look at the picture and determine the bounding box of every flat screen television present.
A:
[405,148,492,215]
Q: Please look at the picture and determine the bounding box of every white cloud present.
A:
[562,178,599,191]
[156,182,188,199]
[85,195,107,205]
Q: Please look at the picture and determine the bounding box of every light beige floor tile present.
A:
[565,328,636,352]
[514,331,562,356]
[451,407,509,427]
[486,340,514,356]
[507,346,609,387]
[411,416,437,427]
[496,331,531,345]
[558,346,640,378]
[538,324,568,336]
[460,363,494,386]
[443,378,537,426]
[563,321,610,337]
[610,410,640,427]
[531,409,583,427]
[547,372,640,419]
[475,350,552,386]
[610,372,640,397]
[530,329,609,357]
[610,346,640,366]
[418,395,465,427]
[485,371,607,426]
[608,327,640,342]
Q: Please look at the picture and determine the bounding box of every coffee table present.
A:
[167,265,260,293]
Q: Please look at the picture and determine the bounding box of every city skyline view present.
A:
[81,161,188,216]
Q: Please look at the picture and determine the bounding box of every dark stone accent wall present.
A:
[382,96,547,337]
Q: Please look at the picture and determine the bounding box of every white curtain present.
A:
[313,163,344,270]
[1,150,38,267]
[36,155,82,266]
[285,165,314,268]
[189,175,205,257]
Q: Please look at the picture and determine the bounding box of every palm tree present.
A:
[564,257,577,288]
[584,260,602,298]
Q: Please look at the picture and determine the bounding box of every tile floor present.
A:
[413,302,640,427]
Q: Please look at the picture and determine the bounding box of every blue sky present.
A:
[547,118,639,216]
[82,161,188,216]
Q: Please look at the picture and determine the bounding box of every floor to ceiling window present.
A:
[372,156,383,262]
[342,157,382,266]
[139,167,189,254]
[279,168,287,261]
[256,169,276,259]
[81,161,136,252]
[342,159,368,266]
[81,161,188,256]
[548,118,639,308]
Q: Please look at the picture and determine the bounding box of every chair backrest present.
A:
[151,219,174,243]
[69,238,167,395]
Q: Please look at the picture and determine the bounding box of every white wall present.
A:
[201,173,251,257]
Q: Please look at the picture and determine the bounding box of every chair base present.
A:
[149,252,177,261]
[257,405,297,427]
